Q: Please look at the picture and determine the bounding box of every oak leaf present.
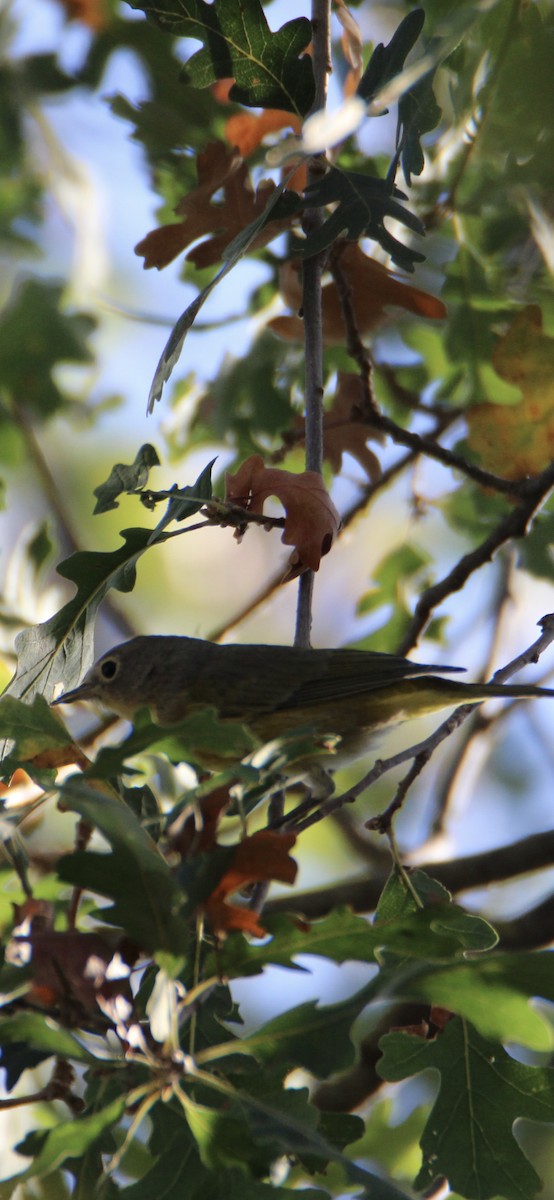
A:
[466,306,554,479]
[225,454,341,579]
[323,372,383,480]
[203,830,297,938]
[225,109,302,157]
[135,141,296,272]
[7,900,135,1018]
[267,243,447,344]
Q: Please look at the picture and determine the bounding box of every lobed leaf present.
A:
[126,0,314,115]
[379,1018,554,1200]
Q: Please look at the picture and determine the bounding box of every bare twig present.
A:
[11,404,137,643]
[280,613,554,835]
[397,462,554,654]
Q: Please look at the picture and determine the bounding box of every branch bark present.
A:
[294,0,330,649]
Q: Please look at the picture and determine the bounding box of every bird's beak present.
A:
[51,683,92,706]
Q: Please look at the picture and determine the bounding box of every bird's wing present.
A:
[194,644,464,717]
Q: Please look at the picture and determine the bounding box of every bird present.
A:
[52,635,554,777]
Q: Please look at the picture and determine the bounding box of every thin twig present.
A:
[11,404,137,643]
[397,462,554,654]
[280,613,554,835]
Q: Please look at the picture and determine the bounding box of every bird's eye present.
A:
[100,659,118,681]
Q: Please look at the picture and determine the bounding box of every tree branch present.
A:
[294,0,330,649]
[397,463,554,654]
[266,830,554,919]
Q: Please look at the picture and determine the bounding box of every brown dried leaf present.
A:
[135,141,296,272]
[203,830,297,938]
[324,372,382,480]
[225,454,341,578]
[224,109,302,158]
[268,243,447,344]
[334,0,363,87]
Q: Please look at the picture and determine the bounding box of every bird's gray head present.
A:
[52,638,155,718]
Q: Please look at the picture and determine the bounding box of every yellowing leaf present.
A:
[467,306,554,479]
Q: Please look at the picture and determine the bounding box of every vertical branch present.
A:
[294,0,331,648]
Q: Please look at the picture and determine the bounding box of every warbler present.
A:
[52,635,554,772]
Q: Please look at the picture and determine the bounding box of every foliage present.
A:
[1,0,554,1198]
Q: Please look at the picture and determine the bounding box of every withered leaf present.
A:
[225,454,341,579]
[203,830,297,938]
[135,140,297,272]
[268,243,446,344]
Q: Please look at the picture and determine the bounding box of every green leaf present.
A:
[0,279,95,416]
[0,694,74,780]
[145,457,215,534]
[147,175,298,408]
[222,1081,410,1199]
[357,9,425,103]
[127,0,314,115]
[237,993,361,1078]
[89,706,255,778]
[7,526,154,706]
[217,895,496,984]
[56,779,191,953]
[0,1012,96,1067]
[93,444,161,514]
[407,952,554,1052]
[300,167,425,271]
[378,1018,554,1200]
[0,1095,126,1195]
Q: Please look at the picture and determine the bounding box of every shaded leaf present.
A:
[93,444,160,514]
[300,167,426,271]
[357,9,425,104]
[57,780,191,953]
[379,1018,554,1200]
[128,0,314,115]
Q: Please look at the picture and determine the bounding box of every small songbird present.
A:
[52,635,554,773]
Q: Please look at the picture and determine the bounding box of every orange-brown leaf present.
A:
[224,109,302,158]
[268,244,447,345]
[55,0,107,29]
[203,830,297,938]
[225,454,341,578]
[466,306,554,479]
[135,141,296,272]
[170,783,233,857]
[323,372,382,480]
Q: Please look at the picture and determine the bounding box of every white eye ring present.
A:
[100,659,118,681]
